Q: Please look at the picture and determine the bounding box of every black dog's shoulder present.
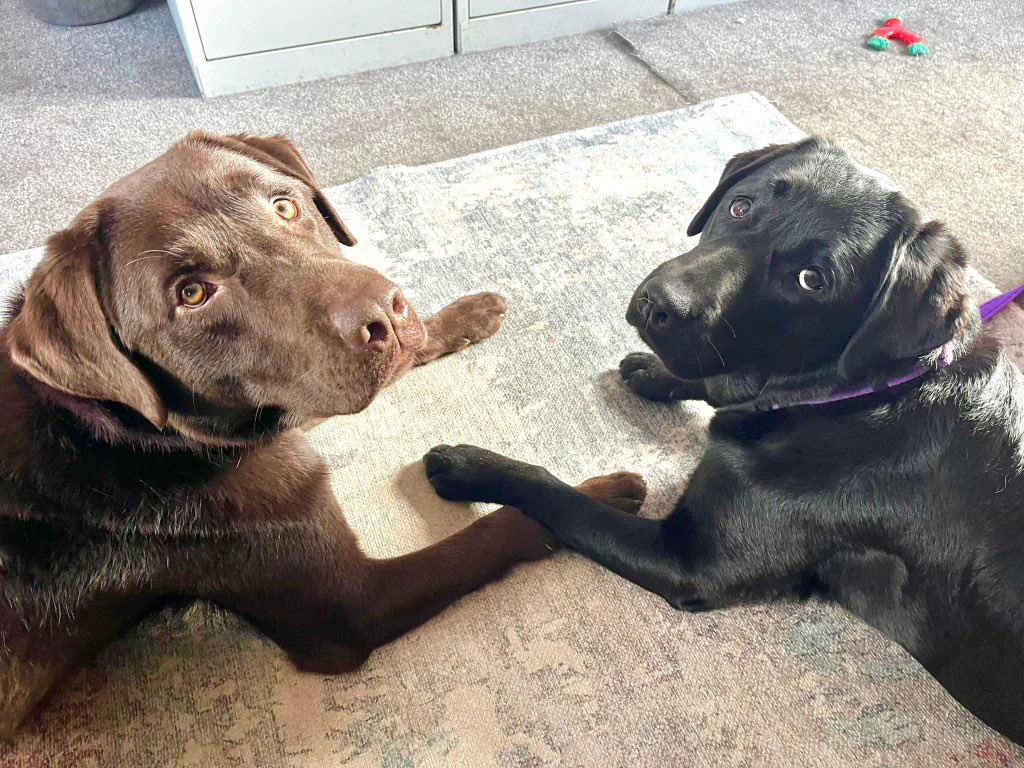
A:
[706,332,1016,485]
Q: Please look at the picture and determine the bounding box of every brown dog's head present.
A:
[6,132,425,443]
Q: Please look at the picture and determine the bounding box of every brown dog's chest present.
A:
[0,424,332,603]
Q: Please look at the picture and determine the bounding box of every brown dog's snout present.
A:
[331,272,416,351]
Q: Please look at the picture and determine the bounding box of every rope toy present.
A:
[867,16,929,56]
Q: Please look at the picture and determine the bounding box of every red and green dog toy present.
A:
[867,16,929,56]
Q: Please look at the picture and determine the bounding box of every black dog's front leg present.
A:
[424,445,700,608]
[619,353,708,402]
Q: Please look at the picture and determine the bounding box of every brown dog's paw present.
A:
[445,291,509,345]
[418,292,508,363]
[577,471,648,515]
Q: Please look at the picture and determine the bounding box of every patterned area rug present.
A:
[2,93,1022,767]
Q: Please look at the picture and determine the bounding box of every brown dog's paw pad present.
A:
[577,471,647,515]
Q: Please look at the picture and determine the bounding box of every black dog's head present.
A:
[627,138,975,390]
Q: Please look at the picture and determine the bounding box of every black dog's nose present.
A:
[637,280,696,330]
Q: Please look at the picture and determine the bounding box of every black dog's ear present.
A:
[6,202,168,429]
[686,139,815,237]
[837,221,974,380]
[188,132,358,247]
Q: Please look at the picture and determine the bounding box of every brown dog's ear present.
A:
[197,132,357,247]
[6,203,168,429]
[686,139,816,237]
[837,221,974,380]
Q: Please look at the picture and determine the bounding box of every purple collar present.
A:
[769,284,1024,410]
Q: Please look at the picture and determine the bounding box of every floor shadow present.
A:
[392,459,482,545]
[592,366,711,441]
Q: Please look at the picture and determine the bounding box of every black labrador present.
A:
[422,138,1024,743]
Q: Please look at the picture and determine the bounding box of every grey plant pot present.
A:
[24,0,144,26]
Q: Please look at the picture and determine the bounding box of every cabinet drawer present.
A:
[457,0,670,52]
[190,0,443,60]
[470,0,569,17]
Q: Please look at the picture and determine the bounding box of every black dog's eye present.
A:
[729,197,752,218]
[179,281,210,307]
[797,268,825,292]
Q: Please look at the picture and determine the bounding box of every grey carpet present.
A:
[1,0,1021,289]
[0,0,685,252]
[3,93,1021,767]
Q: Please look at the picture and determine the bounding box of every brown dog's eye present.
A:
[797,268,825,292]
[179,282,208,307]
[729,197,752,218]
[272,196,300,221]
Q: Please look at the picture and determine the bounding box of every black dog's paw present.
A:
[619,352,660,378]
[423,444,526,505]
[619,352,679,402]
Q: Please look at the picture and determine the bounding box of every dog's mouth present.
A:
[624,292,644,331]
[383,354,416,387]
[395,310,427,355]
[625,288,682,357]
[626,289,731,380]
[361,318,425,393]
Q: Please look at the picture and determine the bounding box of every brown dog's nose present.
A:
[331,273,413,351]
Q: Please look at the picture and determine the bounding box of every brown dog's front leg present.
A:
[203,470,642,675]
[355,471,646,649]
[415,292,508,365]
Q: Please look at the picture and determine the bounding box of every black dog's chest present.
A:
[703,408,878,496]
[679,403,980,578]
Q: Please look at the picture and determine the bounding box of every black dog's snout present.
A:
[637,280,696,331]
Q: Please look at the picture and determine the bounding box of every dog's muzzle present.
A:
[629,278,703,334]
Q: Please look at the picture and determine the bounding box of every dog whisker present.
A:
[722,317,737,340]
[291,368,314,387]
[707,339,726,369]
[252,404,263,437]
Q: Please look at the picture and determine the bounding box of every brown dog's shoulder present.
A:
[208,430,332,524]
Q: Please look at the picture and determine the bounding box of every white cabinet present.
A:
[167,1,734,97]
[456,0,670,52]
[167,0,454,97]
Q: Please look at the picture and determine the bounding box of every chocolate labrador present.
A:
[0,132,646,736]
[423,138,1024,743]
